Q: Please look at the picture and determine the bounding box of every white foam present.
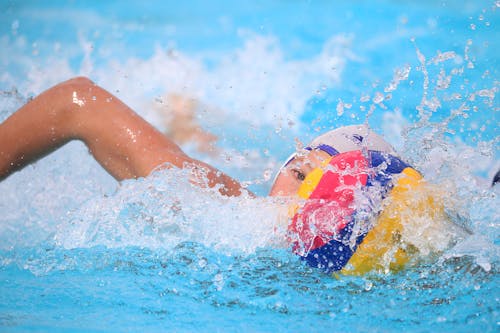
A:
[52,168,289,254]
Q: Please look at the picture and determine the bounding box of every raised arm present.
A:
[0,77,246,197]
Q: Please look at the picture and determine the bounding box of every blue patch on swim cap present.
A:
[368,151,410,189]
[301,217,367,273]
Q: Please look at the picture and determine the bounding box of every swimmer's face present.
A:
[269,149,331,197]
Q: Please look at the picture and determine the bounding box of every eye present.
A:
[291,169,306,181]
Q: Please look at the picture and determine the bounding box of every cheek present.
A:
[269,173,300,196]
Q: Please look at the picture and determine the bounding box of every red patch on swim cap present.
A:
[288,150,369,254]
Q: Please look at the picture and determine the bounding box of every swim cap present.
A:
[276,125,396,173]
[285,126,437,275]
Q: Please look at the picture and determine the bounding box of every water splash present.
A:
[0,2,498,276]
[52,168,289,254]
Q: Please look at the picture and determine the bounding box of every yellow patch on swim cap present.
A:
[297,168,324,199]
[340,167,444,275]
[296,157,332,199]
[289,163,327,223]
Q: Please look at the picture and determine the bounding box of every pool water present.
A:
[0,0,499,332]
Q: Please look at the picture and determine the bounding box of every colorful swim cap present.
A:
[285,126,433,275]
[276,125,396,174]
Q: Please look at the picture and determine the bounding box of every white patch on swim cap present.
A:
[309,124,396,155]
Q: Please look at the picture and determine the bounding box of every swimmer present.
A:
[0,77,466,275]
[0,76,315,198]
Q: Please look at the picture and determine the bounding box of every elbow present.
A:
[66,76,95,87]
[57,76,96,103]
[51,76,97,138]
[57,76,96,97]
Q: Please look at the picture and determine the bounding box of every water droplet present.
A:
[263,169,272,181]
[336,99,344,116]
[360,94,370,102]
[372,92,384,104]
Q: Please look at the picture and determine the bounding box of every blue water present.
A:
[0,0,499,332]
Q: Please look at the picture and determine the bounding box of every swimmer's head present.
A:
[269,126,422,275]
[269,125,396,197]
